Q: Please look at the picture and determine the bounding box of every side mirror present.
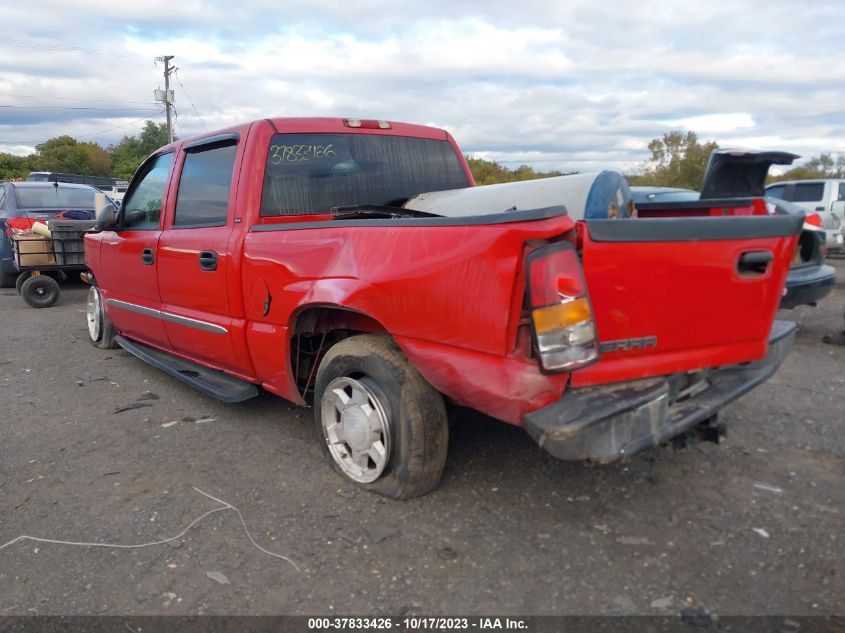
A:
[94,192,119,230]
[831,200,845,216]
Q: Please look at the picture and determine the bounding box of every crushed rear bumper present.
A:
[523,320,795,462]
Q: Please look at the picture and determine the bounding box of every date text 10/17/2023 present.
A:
[307,617,529,631]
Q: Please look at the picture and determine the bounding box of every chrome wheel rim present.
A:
[86,286,101,341]
[320,376,391,483]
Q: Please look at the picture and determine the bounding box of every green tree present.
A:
[33,135,91,174]
[465,156,565,185]
[768,152,845,183]
[0,152,32,180]
[80,142,112,176]
[629,130,719,189]
[109,121,170,180]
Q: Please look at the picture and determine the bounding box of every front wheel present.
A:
[313,334,449,500]
[86,285,118,349]
[20,275,60,308]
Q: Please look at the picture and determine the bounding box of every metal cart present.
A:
[11,219,95,308]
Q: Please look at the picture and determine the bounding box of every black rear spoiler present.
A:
[700,149,799,200]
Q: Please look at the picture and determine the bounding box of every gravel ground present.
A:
[0,260,843,617]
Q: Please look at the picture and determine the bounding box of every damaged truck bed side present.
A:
[84,117,801,499]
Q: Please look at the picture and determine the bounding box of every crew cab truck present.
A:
[84,117,801,499]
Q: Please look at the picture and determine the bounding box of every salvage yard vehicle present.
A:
[84,117,801,499]
[631,187,835,309]
[764,178,845,252]
[1,181,98,306]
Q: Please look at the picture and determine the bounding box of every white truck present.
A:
[765,179,845,251]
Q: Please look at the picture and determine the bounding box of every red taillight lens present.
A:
[528,244,587,308]
[527,242,599,372]
[805,213,822,227]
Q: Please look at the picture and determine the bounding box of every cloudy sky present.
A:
[1,0,843,173]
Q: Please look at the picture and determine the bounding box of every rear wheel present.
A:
[86,285,118,348]
[20,275,60,308]
[313,334,449,499]
[15,272,29,294]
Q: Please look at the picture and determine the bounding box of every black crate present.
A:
[47,220,96,266]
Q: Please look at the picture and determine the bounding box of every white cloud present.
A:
[660,113,756,134]
[1,0,844,173]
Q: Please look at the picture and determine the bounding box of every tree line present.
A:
[468,133,844,188]
[2,120,840,189]
[0,121,169,182]
[464,156,571,185]
[628,130,844,190]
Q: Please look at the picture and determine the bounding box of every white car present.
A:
[764,179,845,251]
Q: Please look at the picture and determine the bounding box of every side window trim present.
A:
[184,132,239,151]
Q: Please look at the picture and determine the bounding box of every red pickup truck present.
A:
[84,117,800,499]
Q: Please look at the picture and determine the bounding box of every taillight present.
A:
[805,213,822,227]
[527,242,599,372]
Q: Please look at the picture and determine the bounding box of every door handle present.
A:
[199,250,218,271]
[141,248,155,265]
[737,251,773,275]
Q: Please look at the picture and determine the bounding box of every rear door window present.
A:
[838,182,845,201]
[173,142,237,227]
[790,182,824,203]
[260,133,470,216]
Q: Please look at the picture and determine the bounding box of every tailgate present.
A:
[572,214,802,388]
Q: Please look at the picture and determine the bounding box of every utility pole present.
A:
[154,55,175,143]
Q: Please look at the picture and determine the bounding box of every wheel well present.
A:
[290,306,387,404]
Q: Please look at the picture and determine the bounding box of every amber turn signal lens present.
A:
[532,298,592,333]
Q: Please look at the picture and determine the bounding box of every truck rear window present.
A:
[259,134,470,216]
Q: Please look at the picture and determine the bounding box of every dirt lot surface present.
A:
[1,260,843,618]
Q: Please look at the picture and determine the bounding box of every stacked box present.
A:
[13,235,55,266]
[47,219,96,266]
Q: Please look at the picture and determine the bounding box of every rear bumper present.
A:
[781,264,836,309]
[826,230,844,251]
[523,320,796,462]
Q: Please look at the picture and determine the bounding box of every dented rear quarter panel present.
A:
[242,215,576,422]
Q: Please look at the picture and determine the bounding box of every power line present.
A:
[0,105,162,111]
[0,114,166,146]
[174,69,208,131]
[0,92,157,106]
[76,116,165,139]
[0,37,150,61]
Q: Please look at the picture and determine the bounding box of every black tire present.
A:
[20,275,60,308]
[15,272,29,294]
[313,334,449,500]
[86,285,118,349]
[0,270,16,288]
